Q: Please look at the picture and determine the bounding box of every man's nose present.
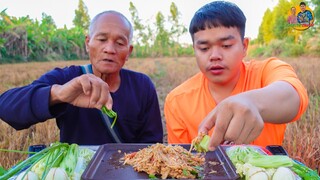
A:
[209,47,222,61]
[103,42,116,54]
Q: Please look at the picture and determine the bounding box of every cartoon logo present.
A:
[286,1,314,31]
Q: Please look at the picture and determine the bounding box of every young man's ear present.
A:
[242,37,249,57]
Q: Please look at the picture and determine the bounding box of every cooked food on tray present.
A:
[122,143,205,179]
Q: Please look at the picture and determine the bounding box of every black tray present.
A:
[81,144,239,180]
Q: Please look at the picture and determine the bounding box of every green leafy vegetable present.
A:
[148,174,157,179]
[226,146,320,180]
[101,105,118,128]
[0,142,96,180]
[59,143,79,177]
[291,160,320,180]
[0,142,69,180]
[0,166,7,176]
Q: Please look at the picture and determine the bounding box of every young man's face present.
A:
[193,27,248,86]
[300,5,306,12]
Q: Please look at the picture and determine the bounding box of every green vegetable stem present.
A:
[0,142,69,180]
[101,105,118,128]
[59,143,79,177]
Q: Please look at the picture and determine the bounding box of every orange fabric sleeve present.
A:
[260,58,309,122]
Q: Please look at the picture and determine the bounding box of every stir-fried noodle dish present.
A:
[122,143,205,179]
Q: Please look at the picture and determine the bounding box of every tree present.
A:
[168,2,187,56]
[73,0,90,31]
[168,2,187,43]
[129,1,152,57]
[153,12,170,56]
[259,8,274,44]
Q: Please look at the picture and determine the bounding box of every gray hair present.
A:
[88,10,133,43]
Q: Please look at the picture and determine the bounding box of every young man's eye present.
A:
[198,46,209,51]
[97,38,107,42]
[222,44,232,48]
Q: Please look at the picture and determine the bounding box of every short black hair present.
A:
[189,1,246,41]
[300,2,306,6]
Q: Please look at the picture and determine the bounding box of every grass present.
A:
[0,57,319,174]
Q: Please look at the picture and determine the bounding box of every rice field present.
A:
[0,56,319,174]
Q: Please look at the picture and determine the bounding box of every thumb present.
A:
[105,93,113,110]
[198,109,217,134]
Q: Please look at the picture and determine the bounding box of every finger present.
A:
[209,107,233,151]
[89,78,102,107]
[224,115,245,144]
[243,117,264,144]
[198,109,218,135]
[80,75,93,95]
[232,119,251,145]
[105,92,113,110]
[96,83,111,109]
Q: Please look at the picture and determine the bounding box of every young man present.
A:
[0,11,163,145]
[297,2,313,24]
[164,1,308,151]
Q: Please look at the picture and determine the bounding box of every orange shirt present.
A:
[164,58,308,147]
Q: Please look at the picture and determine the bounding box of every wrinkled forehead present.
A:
[97,13,130,29]
[89,12,132,39]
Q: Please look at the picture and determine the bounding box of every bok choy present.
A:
[226,146,320,180]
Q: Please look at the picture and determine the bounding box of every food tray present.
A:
[81,144,239,180]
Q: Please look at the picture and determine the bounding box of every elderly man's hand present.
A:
[50,74,113,110]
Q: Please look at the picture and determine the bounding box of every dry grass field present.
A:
[0,57,319,174]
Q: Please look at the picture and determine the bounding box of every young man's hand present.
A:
[198,81,301,151]
[198,95,264,151]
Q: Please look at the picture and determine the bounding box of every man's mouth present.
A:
[102,58,114,62]
[208,65,224,75]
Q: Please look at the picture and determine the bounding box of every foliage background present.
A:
[1,0,319,64]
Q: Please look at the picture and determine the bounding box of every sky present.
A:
[0,0,278,44]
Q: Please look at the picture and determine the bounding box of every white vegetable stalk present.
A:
[272,167,296,180]
[45,167,69,180]
[16,171,39,180]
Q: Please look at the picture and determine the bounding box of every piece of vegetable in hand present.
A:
[101,105,118,128]
[190,133,210,153]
